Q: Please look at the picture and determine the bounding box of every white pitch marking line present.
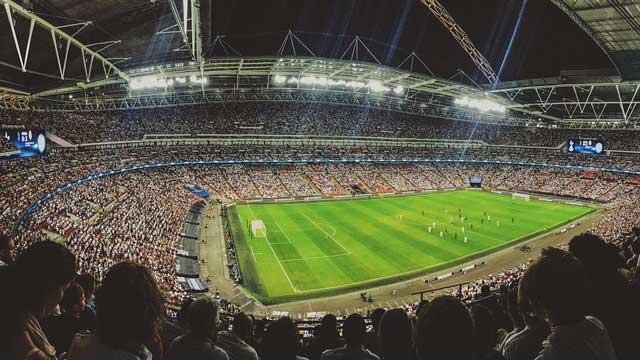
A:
[273,219,294,244]
[247,205,299,293]
[249,246,259,263]
[280,253,351,262]
[300,212,351,255]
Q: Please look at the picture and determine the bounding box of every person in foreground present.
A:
[0,232,15,266]
[167,297,229,360]
[320,313,380,360]
[261,317,309,360]
[518,247,618,360]
[377,308,413,360]
[217,312,258,360]
[306,314,344,360]
[0,240,76,360]
[44,282,87,355]
[68,261,165,360]
[415,295,474,360]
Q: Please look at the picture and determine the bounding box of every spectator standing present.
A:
[320,314,380,360]
[167,297,229,360]
[217,312,258,360]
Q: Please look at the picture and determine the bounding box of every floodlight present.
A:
[454,97,506,114]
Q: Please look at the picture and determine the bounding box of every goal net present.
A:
[251,220,267,238]
[512,193,531,202]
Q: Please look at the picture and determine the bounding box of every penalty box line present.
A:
[246,205,300,293]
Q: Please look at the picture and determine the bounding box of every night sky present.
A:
[209,0,612,83]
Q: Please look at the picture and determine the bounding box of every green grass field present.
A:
[227,190,593,304]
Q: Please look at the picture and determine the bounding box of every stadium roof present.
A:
[1,0,639,129]
[26,56,530,127]
[551,0,640,80]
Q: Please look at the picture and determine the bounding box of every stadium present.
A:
[1,0,640,359]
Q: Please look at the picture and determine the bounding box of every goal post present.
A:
[251,220,267,238]
[512,193,531,202]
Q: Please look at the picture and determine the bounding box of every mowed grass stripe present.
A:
[230,190,592,302]
[248,205,357,291]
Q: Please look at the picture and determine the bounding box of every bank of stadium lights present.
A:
[454,97,506,114]
[273,75,405,95]
[129,75,207,90]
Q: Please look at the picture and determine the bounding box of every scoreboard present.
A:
[469,175,482,188]
[567,139,604,155]
[2,128,47,158]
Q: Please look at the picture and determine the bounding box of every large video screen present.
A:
[469,175,482,184]
[567,139,604,155]
[2,128,47,158]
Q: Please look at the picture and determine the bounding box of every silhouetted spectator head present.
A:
[415,295,473,360]
[319,313,339,339]
[188,297,220,338]
[95,261,165,349]
[262,317,299,360]
[480,284,491,297]
[232,312,253,341]
[518,247,589,325]
[60,282,85,317]
[378,308,412,360]
[75,273,96,304]
[15,240,76,317]
[569,233,619,274]
[470,304,499,358]
[370,308,386,332]
[343,313,367,347]
[0,233,14,265]
[176,297,193,329]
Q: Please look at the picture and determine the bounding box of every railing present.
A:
[55,133,524,152]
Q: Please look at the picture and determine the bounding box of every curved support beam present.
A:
[420,0,498,84]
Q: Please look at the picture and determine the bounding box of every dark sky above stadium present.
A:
[210,0,612,82]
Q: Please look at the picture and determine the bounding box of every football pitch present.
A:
[227,190,593,304]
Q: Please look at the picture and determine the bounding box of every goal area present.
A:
[512,193,531,201]
[251,220,267,238]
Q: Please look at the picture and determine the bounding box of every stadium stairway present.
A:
[328,175,348,195]
[303,174,323,195]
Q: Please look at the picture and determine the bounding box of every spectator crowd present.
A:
[1,232,639,360]
[2,103,640,359]
[3,103,640,150]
